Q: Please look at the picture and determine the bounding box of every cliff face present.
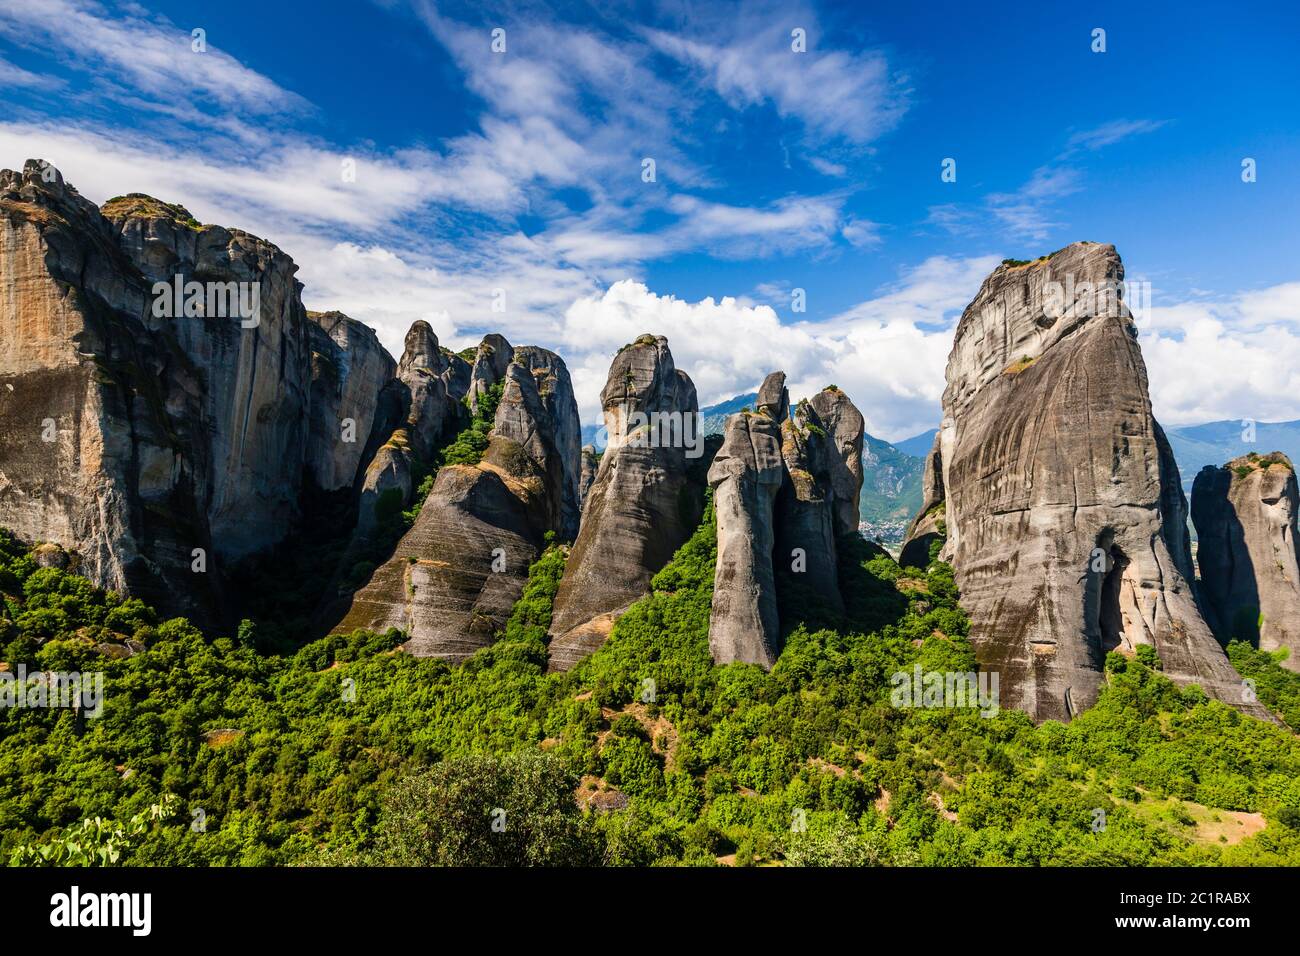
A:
[353,322,465,537]
[1192,454,1300,671]
[306,310,397,492]
[0,161,396,624]
[104,190,317,562]
[708,373,866,668]
[334,343,580,661]
[933,242,1264,721]
[546,335,707,670]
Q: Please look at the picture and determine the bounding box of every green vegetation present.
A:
[1226,640,1300,731]
[402,380,503,528]
[3,504,1299,867]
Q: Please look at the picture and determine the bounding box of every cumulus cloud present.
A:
[556,255,1001,441]
[1142,283,1300,427]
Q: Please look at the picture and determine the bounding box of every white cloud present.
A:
[0,0,306,115]
[0,54,62,90]
[1064,118,1167,153]
[643,14,908,146]
[1143,283,1300,427]
[556,255,1001,440]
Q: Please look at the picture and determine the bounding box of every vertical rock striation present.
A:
[547,335,708,670]
[353,322,466,536]
[931,242,1265,721]
[708,372,866,668]
[900,432,945,569]
[1192,453,1300,671]
[333,343,580,661]
[708,410,785,667]
[305,310,397,492]
[0,162,395,623]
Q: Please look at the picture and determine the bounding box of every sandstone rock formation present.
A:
[305,310,396,492]
[333,345,580,661]
[900,432,945,569]
[353,323,468,536]
[1192,453,1300,671]
[547,335,707,670]
[469,333,512,414]
[808,386,864,537]
[0,162,374,622]
[708,373,866,668]
[708,410,785,667]
[577,445,599,510]
[776,392,845,617]
[928,242,1266,721]
[103,189,316,563]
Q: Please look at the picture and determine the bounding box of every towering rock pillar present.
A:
[709,408,785,666]
[900,432,945,569]
[808,386,865,537]
[933,243,1265,721]
[776,386,845,616]
[305,310,397,493]
[708,374,866,668]
[1192,454,1300,671]
[546,335,707,670]
[354,323,467,535]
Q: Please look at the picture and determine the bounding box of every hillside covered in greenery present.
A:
[2,508,1300,867]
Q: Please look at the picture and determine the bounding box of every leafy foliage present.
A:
[3,504,1300,867]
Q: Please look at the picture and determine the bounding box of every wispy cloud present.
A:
[1064,118,1168,154]
[927,119,1164,243]
[0,0,307,115]
[0,53,62,90]
[643,12,909,146]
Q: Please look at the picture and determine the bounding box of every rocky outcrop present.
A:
[506,345,582,541]
[932,242,1266,721]
[305,310,396,492]
[0,161,351,622]
[333,345,580,661]
[808,387,864,537]
[103,189,315,563]
[900,432,945,569]
[708,374,866,667]
[1192,453,1300,671]
[468,333,512,415]
[775,390,845,616]
[708,411,785,667]
[547,335,707,670]
[577,445,599,510]
[353,323,468,535]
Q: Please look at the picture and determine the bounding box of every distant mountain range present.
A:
[1165,420,1300,494]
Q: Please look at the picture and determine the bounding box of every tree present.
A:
[370,753,601,866]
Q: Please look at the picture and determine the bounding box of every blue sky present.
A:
[1,0,1297,440]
